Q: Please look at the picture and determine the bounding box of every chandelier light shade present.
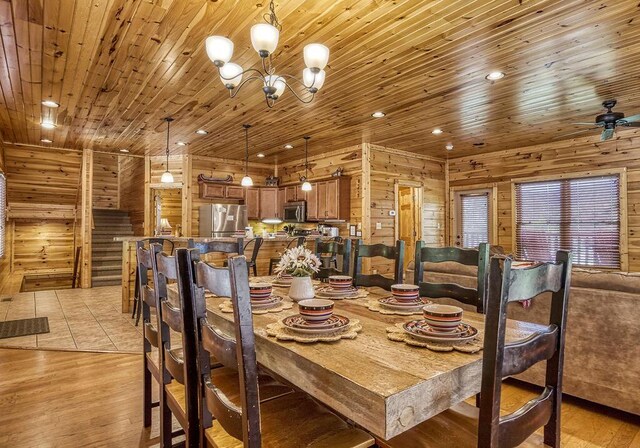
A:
[241,124,253,187]
[205,36,234,65]
[301,135,312,191]
[206,0,329,107]
[303,44,330,70]
[301,180,312,192]
[161,117,174,184]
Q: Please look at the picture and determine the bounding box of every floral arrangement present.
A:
[275,245,321,277]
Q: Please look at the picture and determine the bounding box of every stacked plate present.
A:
[272,273,293,287]
[316,275,359,299]
[378,284,426,311]
[281,299,350,335]
[402,304,478,343]
[249,282,282,309]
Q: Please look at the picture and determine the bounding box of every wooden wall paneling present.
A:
[11,220,75,272]
[80,149,93,288]
[144,156,151,236]
[155,188,182,234]
[361,143,372,274]
[118,155,145,236]
[182,154,192,236]
[447,131,640,271]
[92,152,119,209]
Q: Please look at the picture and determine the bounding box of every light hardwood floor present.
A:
[0,348,638,447]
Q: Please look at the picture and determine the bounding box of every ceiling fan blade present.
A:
[601,128,614,141]
[619,114,640,123]
[624,122,640,128]
[572,122,600,126]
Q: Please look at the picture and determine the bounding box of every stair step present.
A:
[92,277,122,287]
[92,230,134,235]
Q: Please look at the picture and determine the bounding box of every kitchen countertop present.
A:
[113,235,321,243]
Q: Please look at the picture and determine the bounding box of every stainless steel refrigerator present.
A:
[199,204,248,238]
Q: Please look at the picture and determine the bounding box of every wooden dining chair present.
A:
[353,239,405,291]
[313,237,351,280]
[268,236,306,275]
[174,249,375,448]
[244,237,263,276]
[413,242,490,313]
[379,250,573,448]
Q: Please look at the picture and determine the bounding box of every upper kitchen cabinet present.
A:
[259,188,279,219]
[305,177,350,221]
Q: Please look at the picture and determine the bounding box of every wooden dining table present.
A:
[172,276,546,440]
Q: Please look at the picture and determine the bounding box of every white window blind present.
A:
[515,175,620,268]
[0,173,5,258]
[460,193,489,248]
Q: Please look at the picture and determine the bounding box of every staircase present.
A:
[92,209,134,287]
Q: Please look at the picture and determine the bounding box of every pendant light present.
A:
[301,136,312,191]
[240,124,253,187]
[160,117,174,183]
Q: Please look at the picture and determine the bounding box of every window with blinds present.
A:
[0,173,5,258]
[514,174,620,268]
[460,193,489,248]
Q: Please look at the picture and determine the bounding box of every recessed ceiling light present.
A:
[119,148,130,153]
[446,143,454,151]
[432,128,443,135]
[176,141,188,146]
[41,100,59,108]
[256,153,265,158]
[371,111,386,118]
[284,144,293,149]
[40,138,52,143]
[41,121,56,129]
[485,71,505,81]
[195,129,208,135]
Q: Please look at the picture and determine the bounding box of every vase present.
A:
[289,276,315,302]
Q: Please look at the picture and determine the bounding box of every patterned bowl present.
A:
[249,282,273,300]
[422,304,463,332]
[298,299,335,323]
[391,284,420,302]
[329,275,353,290]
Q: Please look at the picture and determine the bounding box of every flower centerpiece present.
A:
[275,245,321,301]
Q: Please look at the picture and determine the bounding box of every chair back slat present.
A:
[142,285,156,307]
[414,241,490,312]
[201,320,239,370]
[161,301,182,332]
[507,263,564,302]
[204,377,243,440]
[188,238,243,256]
[196,261,232,298]
[498,387,554,448]
[353,239,404,291]
[478,251,572,448]
[136,242,162,351]
[502,325,558,377]
[314,238,351,280]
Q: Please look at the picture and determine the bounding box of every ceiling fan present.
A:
[573,100,640,141]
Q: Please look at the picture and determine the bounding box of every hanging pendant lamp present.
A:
[240,124,253,187]
[301,136,312,191]
[160,118,174,183]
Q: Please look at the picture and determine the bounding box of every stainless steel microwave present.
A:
[283,201,306,223]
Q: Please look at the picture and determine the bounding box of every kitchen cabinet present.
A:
[246,188,260,220]
[199,183,245,200]
[277,188,286,219]
[259,188,278,219]
[324,179,339,219]
[225,186,245,199]
[305,186,318,220]
[284,186,297,203]
[304,177,350,221]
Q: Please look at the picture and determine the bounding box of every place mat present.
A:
[266,319,362,343]
[0,317,50,339]
[386,323,483,353]
[219,298,293,315]
[314,287,369,300]
[367,299,428,316]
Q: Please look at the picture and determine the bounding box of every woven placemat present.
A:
[386,323,483,353]
[266,319,362,343]
[367,299,430,316]
[219,297,293,315]
[314,288,370,300]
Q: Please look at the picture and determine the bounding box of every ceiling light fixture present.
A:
[446,143,454,151]
[241,124,253,187]
[206,0,329,108]
[432,128,443,135]
[485,71,505,81]
[257,153,265,158]
[195,129,208,135]
[41,120,56,129]
[371,111,386,118]
[41,100,60,108]
[176,141,188,146]
[301,136,312,192]
[40,138,52,143]
[284,144,293,149]
[120,149,130,153]
[161,118,175,183]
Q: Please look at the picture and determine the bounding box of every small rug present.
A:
[0,317,50,339]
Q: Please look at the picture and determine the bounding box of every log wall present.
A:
[447,129,640,272]
[92,152,119,209]
[118,156,145,236]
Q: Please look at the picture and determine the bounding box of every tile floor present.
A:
[0,286,143,352]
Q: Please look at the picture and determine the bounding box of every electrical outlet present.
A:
[375,222,382,230]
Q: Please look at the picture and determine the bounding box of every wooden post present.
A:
[361,143,372,274]
[80,148,93,288]
[121,240,132,312]
[182,154,192,237]
[144,155,151,235]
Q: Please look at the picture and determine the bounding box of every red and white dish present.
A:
[250,295,283,309]
[328,275,353,290]
[378,297,431,311]
[403,320,478,343]
[422,304,463,331]
[282,314,350,334]
[249,282,273,299]
[413,321,471,338]
[315,286,359,299]
[391,284,420,301]
[298,299,334,322]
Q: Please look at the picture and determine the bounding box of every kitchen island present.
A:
[115,235,316,313]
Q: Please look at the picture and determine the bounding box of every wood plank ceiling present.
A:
[1,0,640,162]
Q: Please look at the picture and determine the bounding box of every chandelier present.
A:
[205,0,329,108]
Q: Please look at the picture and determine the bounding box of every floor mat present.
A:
[0,317,50,339]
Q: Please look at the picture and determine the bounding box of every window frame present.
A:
[510,168,628,272]
[450,184,498,248]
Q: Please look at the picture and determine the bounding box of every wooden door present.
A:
[398,186,418,270]
[225,186,245,199]
[296,185,305,202]
[317,182,328,220]
[324,179,339,219]
[246,188,260,220]
[306,184,318,220]
[259,188,278,219]
[277,188,286,219]
[285,186,297,203]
